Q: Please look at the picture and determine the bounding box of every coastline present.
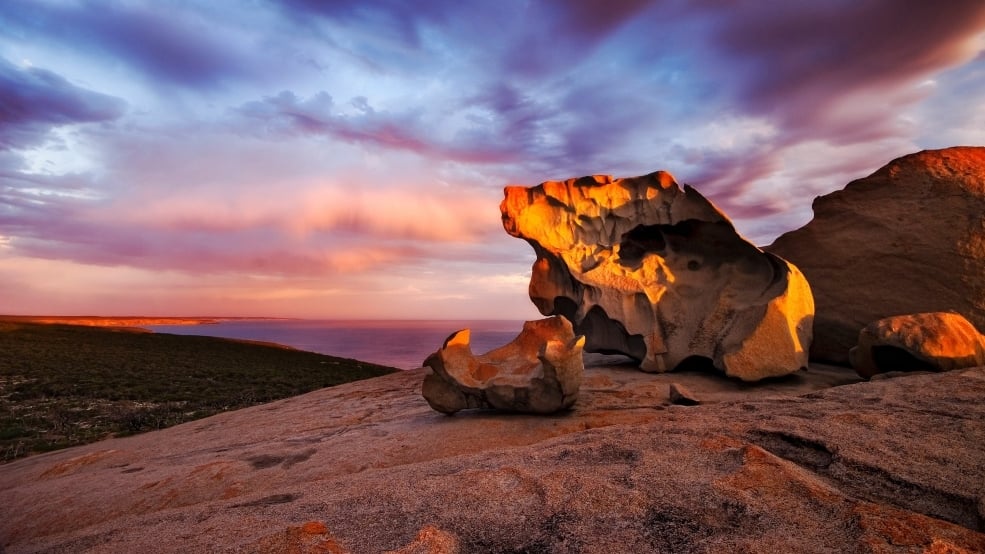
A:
[0,315,291,327]
[2,317,528,370]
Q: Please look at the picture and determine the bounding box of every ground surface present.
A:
[0,320,396,462]
[1,356,982,553]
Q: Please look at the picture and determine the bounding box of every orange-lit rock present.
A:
[849,312,985,378]
[768,147,985,364]
[248,520,348,554]
[422,316,585,414]
[385,525,460,554]
[501,171,813,381]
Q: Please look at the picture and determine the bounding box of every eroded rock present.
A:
[669,383,701,406]
[849,312,985,378]
[422,316,585,414]
[767,147,985,363]
[501,171,813,381]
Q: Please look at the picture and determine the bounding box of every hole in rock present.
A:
[672,355,717,374]
[617,225,667,267]
[578,305,647,361]
[617,219,769,275]
[871,345,936,373]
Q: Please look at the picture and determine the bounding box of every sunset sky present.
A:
[2,1,985,320]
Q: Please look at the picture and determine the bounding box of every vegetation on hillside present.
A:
[0,321,397,462]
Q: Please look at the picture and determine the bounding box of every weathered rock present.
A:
[248,522,457,554]
[501,171,814,381]
[669,382,701,405]
[849,312,985,378]
[385,525,460,554]
[1,363,982,553]
[767,147,985,364]
[422,316,585,414]
[249,520,348,554]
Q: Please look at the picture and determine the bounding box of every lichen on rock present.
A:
[501,171,813,381]
[422,316,585,414]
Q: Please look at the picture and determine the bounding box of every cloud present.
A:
[1,1,984,318]
[689,1,985,143]
[1,0,255,89]
[235,90,523,165]
[1,104,515,282]
[0,57,126,151]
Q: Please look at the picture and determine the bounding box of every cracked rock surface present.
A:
[2,361,982,553]
[501,171,813,381]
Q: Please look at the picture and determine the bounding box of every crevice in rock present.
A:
[871,345,937,373]
[229,492,301,508]
[830,458,984,532]
[749,430,984,532]
[748,430,834,470]
[672,355,718,374]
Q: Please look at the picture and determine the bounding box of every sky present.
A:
[2,0,985,320]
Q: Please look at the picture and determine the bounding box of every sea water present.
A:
[145,319,525,370]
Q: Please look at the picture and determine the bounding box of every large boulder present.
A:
[422,316,585,414]
[767,147,985,364]
[849,311,985,378]
[501,171,813,381]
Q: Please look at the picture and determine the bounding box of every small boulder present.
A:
[849,312,985,378]
[668,383,701,406]
[422,316,585,414]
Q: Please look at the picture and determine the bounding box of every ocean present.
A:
[145,319,526,370]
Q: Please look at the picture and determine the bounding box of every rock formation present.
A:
[767,147,985,364]
[422,316,585,414]
[501,171,814,381]
[668,382,701,405]
[1,363,982,552]
[849,312,985,378]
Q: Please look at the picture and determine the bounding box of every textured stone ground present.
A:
[1,358,983,553]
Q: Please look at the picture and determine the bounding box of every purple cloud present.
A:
[235,90,522,164]
[0,57,125,150]
[696,1,985,137]
[2,0,253,88]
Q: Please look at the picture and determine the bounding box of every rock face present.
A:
[1,363,983,553]
[767,147,985,364]
[849,312,985,378]
[501,171,814,381]
[422,316,585,414]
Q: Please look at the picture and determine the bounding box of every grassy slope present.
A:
[0,321,397,462]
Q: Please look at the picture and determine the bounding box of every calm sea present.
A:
[145,319,526,370]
